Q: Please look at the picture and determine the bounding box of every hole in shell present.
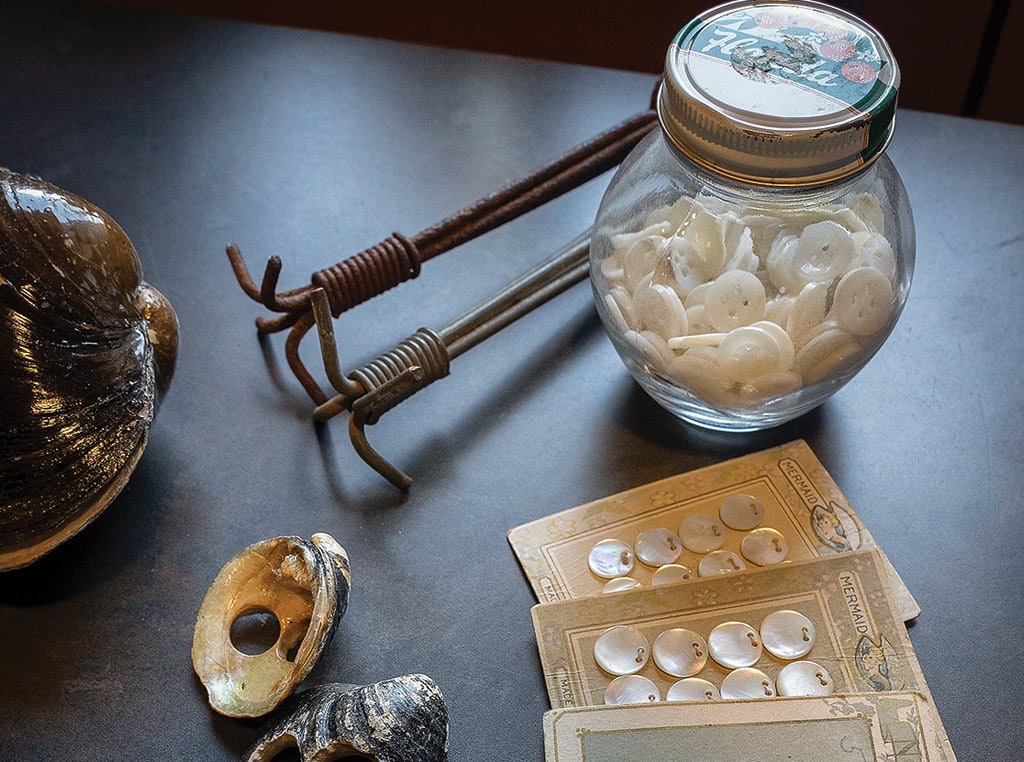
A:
[229,608,281,656]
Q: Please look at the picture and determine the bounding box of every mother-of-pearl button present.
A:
[740,527,789,566]
[635,283,689,338]
[776,661,833,697]
[594,625,650,675]
[666,678,721,702]
[678,514,727,554]
[708,622,762,668]
[704,270,766,332]
[602,577,641,593]
[588,539,635,579]
[760,610,816,659]
[831,266,894,336]
[720,667,776,699]
[635,528,683,567]
[719,494,766,531]
[604,675,661,705]
[653,628,709,678]
[698,550,747,576]
[718,325,784,383]
[651,563,696,586]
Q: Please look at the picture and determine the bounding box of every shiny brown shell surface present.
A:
[0,168,178,571]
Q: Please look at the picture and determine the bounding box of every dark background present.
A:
[99,0,1023,125]
[0,1,1022,760]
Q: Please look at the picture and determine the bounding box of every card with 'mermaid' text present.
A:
[509,440,918,620]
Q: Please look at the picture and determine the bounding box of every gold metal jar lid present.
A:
[659,0,900,186]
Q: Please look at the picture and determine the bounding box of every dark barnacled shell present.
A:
[246,675,449,762]
[0,168,178,571]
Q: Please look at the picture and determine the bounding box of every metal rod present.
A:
[310,229,594,489]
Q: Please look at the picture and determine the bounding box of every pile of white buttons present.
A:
[594,610,833,705]
[598,192,898,404]
[587,494,786,591]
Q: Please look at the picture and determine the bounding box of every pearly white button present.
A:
[752,320,795,371]
[666,678,721,702]
[720,668,776,699]
[635,528,683,567]
[786,281,829,344]
[678,514,727,554]
[698,550,747,577]
[795,327,861,384]
[760,610,816,659]
[704,270,766,332]
[635,283,689,338]
[651,563,696,586]
[789,220,855,285]
[740,527,789,566]
[653,628,709,678]
[719,494,766,531]
[718,325,784,383]
[602,577,641,594]
[708,622,762,668]
[831,266,894,336]
[594,625,650,676]
[776,661,834,697]
[604,675,661,705]
[588,539,635,579]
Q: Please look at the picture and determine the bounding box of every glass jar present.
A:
[591,0,914,431]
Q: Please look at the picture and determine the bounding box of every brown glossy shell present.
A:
[0,168,178,571]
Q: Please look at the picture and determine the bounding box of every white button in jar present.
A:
[594,625,650,676]
[789,220,855,285]
[831,266,893,336]
[635,282,689,338]
[704,270,766,332]
[718,325,784,383]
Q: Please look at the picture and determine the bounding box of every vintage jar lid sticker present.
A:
[661,0,900,185]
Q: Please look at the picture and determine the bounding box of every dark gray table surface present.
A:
[1,2,1022,760]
